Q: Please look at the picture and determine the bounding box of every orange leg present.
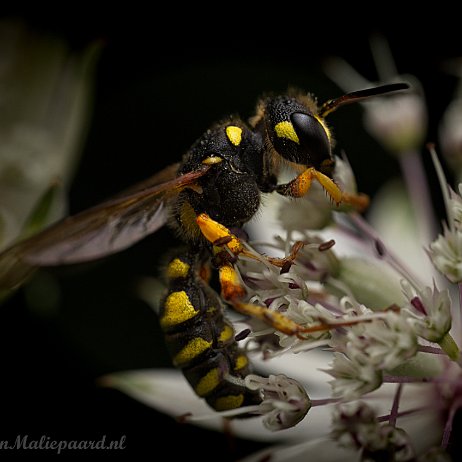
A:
[276,167,369,211]
[219,262,340,338]
[196,212,339,338]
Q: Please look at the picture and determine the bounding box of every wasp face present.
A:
[255,94,335,177]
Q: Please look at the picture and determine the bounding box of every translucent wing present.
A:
[4,164,210,266]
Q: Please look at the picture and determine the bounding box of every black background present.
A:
[1,11,461,460]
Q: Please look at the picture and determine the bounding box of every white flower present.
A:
[402,281,452,344]
[342,310,418,371]
[428,225,462,284]
[324,34,427,157]
[245,374,311,431]
[362,92,427,154]
[101,43,462,461]
[449,185,462,230]
[326,352,383,399]
[428,148,462,285]
[439,96,462,183]
[331,401,416,461]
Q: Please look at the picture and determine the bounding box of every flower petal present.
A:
[100,368,287,442]
[239,437,358,462]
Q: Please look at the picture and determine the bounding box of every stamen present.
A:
[235,328,251,341]
[429,144,454,232]
[318,239,336,251]
[374,239,386,257]
[410,296,427,315]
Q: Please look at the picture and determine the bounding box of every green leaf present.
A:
[0,182,62,303]
[20,181,62,240]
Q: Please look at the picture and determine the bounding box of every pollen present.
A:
[160,291,199,328]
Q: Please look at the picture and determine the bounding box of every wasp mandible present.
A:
[0,82,409,411]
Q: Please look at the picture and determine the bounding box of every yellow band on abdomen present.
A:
[173,337,212,366]
[160,291,199,329]
[195,368,220,397]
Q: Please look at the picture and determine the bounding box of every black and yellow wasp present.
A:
[0,82,408,412]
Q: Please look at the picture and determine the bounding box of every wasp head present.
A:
[253,93,335,177]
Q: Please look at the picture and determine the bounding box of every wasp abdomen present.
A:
[159,252,261,411]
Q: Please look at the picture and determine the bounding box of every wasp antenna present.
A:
[319,82,410,118]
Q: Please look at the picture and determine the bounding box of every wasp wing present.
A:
[3,164,209,266]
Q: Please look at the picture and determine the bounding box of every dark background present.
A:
[1,12,461,459]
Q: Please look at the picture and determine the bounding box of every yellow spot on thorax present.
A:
[225,125,242,146]
[166,258,190,279]
[234,354,248,371]
[213,394,244,411]
[160,291,199,329]
[274,120,300,144]
[202,156,223,165]
[195,368,220,396]
[173,337,212,366]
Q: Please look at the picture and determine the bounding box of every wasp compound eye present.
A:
[290,112,331,167]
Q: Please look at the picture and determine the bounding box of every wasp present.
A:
[0,82,408,412]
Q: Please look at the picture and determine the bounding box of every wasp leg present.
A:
[276,167,369,210]
[196,213,244,256]
[219,262,330,337]
[196,213,303,270]
[196,213,333,339]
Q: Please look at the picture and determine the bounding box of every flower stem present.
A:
[389,383,403,426]
[399,149,438,245]
[442,396,462,449]
[417,345,447,355]
[438,332,460,362]
[429,145,454,231]
[376,406,428,423]
[349,212,425,289]
[383,375,432,383]
[311,398,340,407]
